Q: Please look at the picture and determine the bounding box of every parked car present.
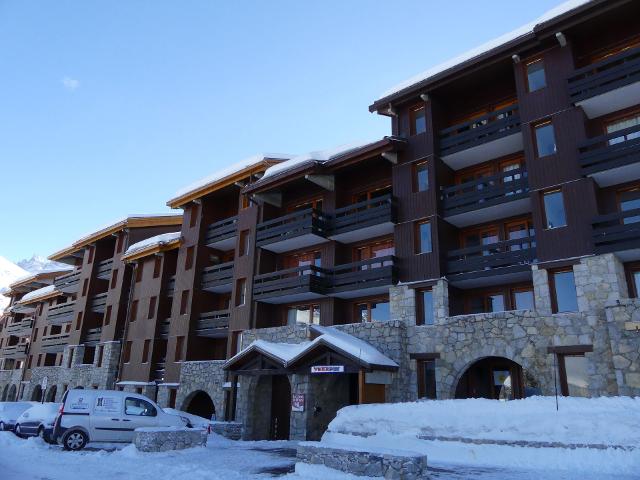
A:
[14,403,61,443]
[53,389,189,450]
[0,402,37,432]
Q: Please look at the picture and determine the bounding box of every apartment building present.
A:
[1,0,638,444]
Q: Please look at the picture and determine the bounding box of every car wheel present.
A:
[62,430,87,451]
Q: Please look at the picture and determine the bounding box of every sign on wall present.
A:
[292,393,305,412]
[311,365,344,374]
[41,376,48,390]
[95,396,122,415]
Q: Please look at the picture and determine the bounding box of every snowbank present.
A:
[327,396,640,447]
[17,403,61,425]
[163,408,211,427]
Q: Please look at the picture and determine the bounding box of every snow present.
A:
[73,213,179,246]
[0,256,28,311]
[378,0,593,101]
[260,140,380,180]
[163,408,212,427]
[16,403,61,426]
[228,339,309,366]
[124,232,181,257]
[0,402,38,424]
[17,284,58,304]
[170,153,295,202]
[135,426,193,433]
[16,255,72,275]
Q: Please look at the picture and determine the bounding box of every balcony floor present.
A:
[328,283,391,300]
[577,80,640,119]
[202,282,233,294]
[259,232,328,253]
[445,196,531,228]
[441,132,523,170]
[206,235,237,251]
[447,265,532,289]
[589,161,640,188]
[256,291,325,304]
[329,221,394,244]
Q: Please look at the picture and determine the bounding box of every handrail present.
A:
[579,123,640,151]
[207,215,238,231]
[258,208,321,229]
[333,194,393,216]
[439,104,519,136]
[254,264,328,281]
[447,236,535,258]
[570,44,640,78]
[593,207,640,225]
[202,261,235,274]
[331,255,395,273]
[443,167,528,195]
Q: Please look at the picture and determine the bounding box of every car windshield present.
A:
[125,398,157,417]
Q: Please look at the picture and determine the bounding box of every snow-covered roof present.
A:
[376,0,593,103]
[122,232,182,260]
[9,268,72,290]
[17,284,60,304]
[226,339,309,367]
[167,153,294,207]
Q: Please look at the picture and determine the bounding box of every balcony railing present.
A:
[158,320,170,339]
[195,310,230,338]
[91,292,108,314]
[54,269,81,294]
[256,208,328,252]
[439,105,521,158]
[568,45,640,103]
[47,301,76,325]
[41,333,70,353]
[447,236,536,277]
[442,167,529,216]
[592,208,640,254]
[329,195,396,241]
[153,361,166,382]
[578,123,640,177]
[205,216,238,249]
[165,275,176,296]
[253,265,329,303]
[329,256,397,298]
[96,259,114,281]
[1,343,29,358]
[201,262,234,292]
[5,319,33,337]
[83,327,102,345]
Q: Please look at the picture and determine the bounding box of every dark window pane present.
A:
[527,60,546,92]
[535,123,557,157]
[543,191,567,228]
[420,360,437,399]
[564,355,589,397]
[419,222,432,253]
[514,290,534,310]
[370,301,390,322]
[412,107,426,135]
[553,270,578,313]
[468,296,484,314]
[421,290,434,325]
[416,163,429,192]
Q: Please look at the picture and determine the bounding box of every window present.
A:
[543,190,567,229]
[148,296,157,319]
[116,234,124,254]
[153,256,162,278]
[513,288,535,310]
[185,246,194,270]
[414,161,429,192]
[142,339,150,363]
[125,397,157,417]
[123,341,132,363]
[235,279,247,307]
[82,279,89,297]
[417,359,437,399]
[617,186,640,225]
[239,230,250,257]
[416,221,432,254]
[87,246,94,264]
[526,59,546,92]
[606,114,640,145]
[136,263,143,282]
[110,268,118,289]
[468,292,505,314]
[75,312,82,330]
[104,305,112,326]
[130,300,138,321]
[626,263,640,297]
[180,290,189,315]
[357,299,390,323]
[33,328,38,341]
[556,353,590,397]
[287,305,320,325]
[534,121,557,157]
[409,105,426,135]
[96,345,103,368]
[175,336,185,361]
[550,268,578,313]
[189,203,199,228]
[67,349,74,368]
[416,289,434,326]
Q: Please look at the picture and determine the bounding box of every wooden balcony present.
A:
[593,209,640,260]
[41,333,70,354]
[253,265,329,304]
[11,302,37,314]
[1,343,29,358]
[47,301,76,325]
[446,237,536,287]
[153,361,166,382]
[158,320,171,339]
[201,262,234,293]
[328,256,397,299]
[96,259,114,281]
[165,275,176,296]
[442,168,530,227]
[568,45,640,118]
[205,216,238,250]
[438,105,522,169]
[54,269,81,294]
[195,310,230,338]
[5,319,33,337]
[90,292,108,314]
[578,123,640,187]
[82,327,102,346]
[329,195,396,243]
[256,208,328,253]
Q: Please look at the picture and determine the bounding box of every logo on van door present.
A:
[70,397,90,411]
[95,396,121,414]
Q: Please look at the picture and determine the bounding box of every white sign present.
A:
[291,393,305,412]
[41,376,48,390]
[311,365,344,374]
[95,396,121,415]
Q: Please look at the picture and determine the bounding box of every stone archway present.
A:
[45,385,57,403]
[182,390,216,420]
[7,384,17,402]
[247,375,291,441]
[31,385,43,402]
[455,356,524,400]
[1,384,8,401]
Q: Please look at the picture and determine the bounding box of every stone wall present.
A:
[134,428,207,452]
[175,360,226,420]
[574,254,629,312]
[210,421,242,440]
[0,367,25,401]
[604,298,640,396]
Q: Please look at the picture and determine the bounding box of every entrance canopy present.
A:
[224,325,398,375]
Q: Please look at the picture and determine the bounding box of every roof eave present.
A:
[121,237,183,263]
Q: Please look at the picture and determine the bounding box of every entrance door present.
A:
[455,357,524,400]
[269,375,291,440]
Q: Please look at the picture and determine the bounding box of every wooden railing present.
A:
[91,292,108,314]
[83,327,102,345]
[205,216,238,246]
[256,208,327,247]
[158,320,171,339]
[165,275,176,296]
[96,259,114,280]
[153,361,166,381]
[442,167,529,215]
[329,256,396,294]
[47,301,76,325]
[195,310,230,337]
[54,269,81,293]
[447,237,536,275]
[253,265,329,300]
[578,123,640,175]
[568,45,640,103]
[331,195,395,236]
[5,319,33,336]
[201,262,234,291]
[593,208,640,253]
[2,343,29,357]
[439,105,521,157]
[41,333,70,353]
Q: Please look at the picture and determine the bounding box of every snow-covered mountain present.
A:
[16,255,69,274]
[0,256,28,312]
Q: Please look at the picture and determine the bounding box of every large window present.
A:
[513,288,535,310]
[618,187,640,225]
[606,114,640,145]
[534,121,557,157]
[543,190,567,229]
[415,161,429,192]
[416,221,432,254]
[356,299,390,323]
[417,359,437,399]
[555,351,590,397]
[526,59,546,92]
[550,268,578,313]
[410,105,426,136]
[468,292,505,314]
[287,304,320,325]
[235,279,247,306]
[416,289,434,326]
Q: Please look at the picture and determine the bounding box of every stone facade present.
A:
[604,298,640,396]
[210,421,242,440]
[134,428,207,452]
[173,360,226,419]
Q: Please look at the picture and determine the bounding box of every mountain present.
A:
[0,256,28,312]
[16,255,69,274]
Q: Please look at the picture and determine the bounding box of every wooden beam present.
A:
[546,344,593,354]
[409,352,441,360]
[304,174,334,191]
[253,192,282,208]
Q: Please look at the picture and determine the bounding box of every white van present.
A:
[53,389,188,450]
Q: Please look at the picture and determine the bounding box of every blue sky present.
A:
[0,0,562,262]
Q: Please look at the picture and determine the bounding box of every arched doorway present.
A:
[45,385,57,402]
[7,384,17,402]
[1,384,8,401]
[183,391,216,420]
[455,357,524,400]
[31,385,43,402]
